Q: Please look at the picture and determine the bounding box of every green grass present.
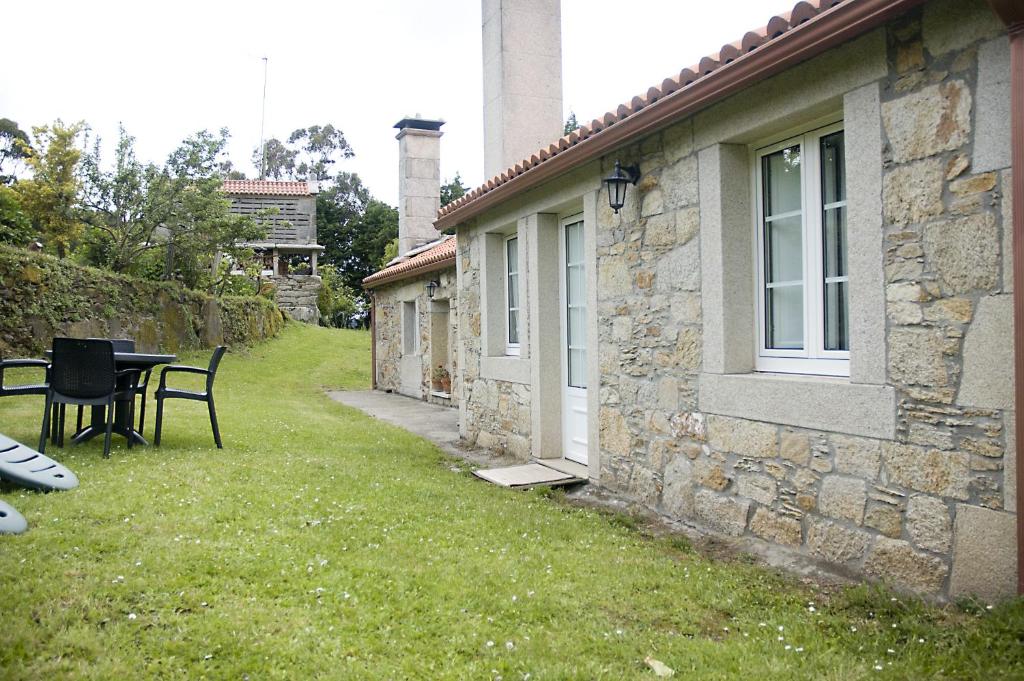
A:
[1,323,1022,679]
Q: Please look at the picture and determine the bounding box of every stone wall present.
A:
[270,274,320,323]
[0,245,285,357]
[372,267,459,408]
[456,232,533,458]
[594,3,1014,601]
[454,0,1016,600]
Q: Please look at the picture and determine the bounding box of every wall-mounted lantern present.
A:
[425,279,440,299]
[603,160,641,214]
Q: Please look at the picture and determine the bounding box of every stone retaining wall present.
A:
[0,245,284,357]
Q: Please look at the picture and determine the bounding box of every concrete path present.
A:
[327,390,465,458]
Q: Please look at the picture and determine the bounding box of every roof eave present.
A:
[435,0,925,230]
[362,254,456,290]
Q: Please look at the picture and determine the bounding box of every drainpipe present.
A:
[985,0,1024,595]
[369,290,377,390]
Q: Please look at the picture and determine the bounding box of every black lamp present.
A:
[425,279,439,299]
[603,160,641,214]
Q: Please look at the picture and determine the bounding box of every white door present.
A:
[560,216,588,464]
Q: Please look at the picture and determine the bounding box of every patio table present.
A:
[45,350,176,446]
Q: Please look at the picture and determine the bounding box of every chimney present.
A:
[394,117,445,256]
[481,0,563,180]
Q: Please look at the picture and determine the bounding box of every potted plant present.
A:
[432,365,451,393]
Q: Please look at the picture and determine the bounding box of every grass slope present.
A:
[0,324,1022,679]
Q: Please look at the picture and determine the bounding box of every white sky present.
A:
[1,0,793,206]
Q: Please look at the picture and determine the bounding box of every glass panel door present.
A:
[564,220,586,388]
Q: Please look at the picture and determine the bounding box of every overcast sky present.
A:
[1,0,792,206]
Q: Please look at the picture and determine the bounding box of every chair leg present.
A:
[126,397,135,449]
[57,404,65,448]
[154,397,163,446]
[50,403,59,443]
[208,398,222,449]
[103,398,114,458]
[39,396,52,453]
[138,393,147,436]
[76,405,84,434]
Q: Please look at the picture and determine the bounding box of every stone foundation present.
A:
[270,275,321,323]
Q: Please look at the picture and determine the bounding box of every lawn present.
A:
[1,323,1022,679]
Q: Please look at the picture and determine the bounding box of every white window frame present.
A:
[753,120,849,377]
[504,234,521,356]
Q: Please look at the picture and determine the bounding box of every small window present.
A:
[755,122,849,376]
[505,235,520,356]
[402,301,418,355]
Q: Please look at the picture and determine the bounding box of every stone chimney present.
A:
[481,0,564,180]
[394,117,444,256]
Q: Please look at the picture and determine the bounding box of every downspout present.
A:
[985,0,1024,595]
[370,291,378,390]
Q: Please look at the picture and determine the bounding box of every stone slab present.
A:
[473,463,581,488]
[949,504,1017,602]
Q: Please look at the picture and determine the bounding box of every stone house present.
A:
[364,119,460,406]
[364,0,1022,602]
[431,0,1023,602]
[224,179,324,322]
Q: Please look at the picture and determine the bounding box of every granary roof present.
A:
[362,235,456,289]
[435,0,922,229]
[222,180,316,196]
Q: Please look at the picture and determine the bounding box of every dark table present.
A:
[45,351,177,446]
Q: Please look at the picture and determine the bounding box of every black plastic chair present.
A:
[1,355,59,442]
[39,338,140,458]
[75,339,153,436]
[154,346,227,449]
[0,357,49,399]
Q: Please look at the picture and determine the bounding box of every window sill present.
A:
[698,371,895,440]
[480,356,530,384]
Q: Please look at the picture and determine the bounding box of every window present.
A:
[755,122,849,376]
[402,301,418,355]
[505,235,520,355]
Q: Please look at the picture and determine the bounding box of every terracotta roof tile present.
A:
[363,237,456,288]
[437,0,868,226]
[222,180,314,196]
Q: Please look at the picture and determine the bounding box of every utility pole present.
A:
[259,56,268,179]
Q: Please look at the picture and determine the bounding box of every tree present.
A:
[79,126,162,274]
[318,173,396,292]
[440,173,468,207]
[253,124,354,181]
[0,184,31,245]
[380,237,398,267]
[15,120,87,257]
[160,129,264,289]
[564,111,579,136]
[0,118,31,185]
[316,264,359,327]
[252,138,296,180]
[287,124,354,181]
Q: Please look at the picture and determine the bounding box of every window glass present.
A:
[762,146,804,351]
[820,130,848,352]
[506,237,519,347]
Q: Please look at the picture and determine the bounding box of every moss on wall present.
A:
[0,245,285,357]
